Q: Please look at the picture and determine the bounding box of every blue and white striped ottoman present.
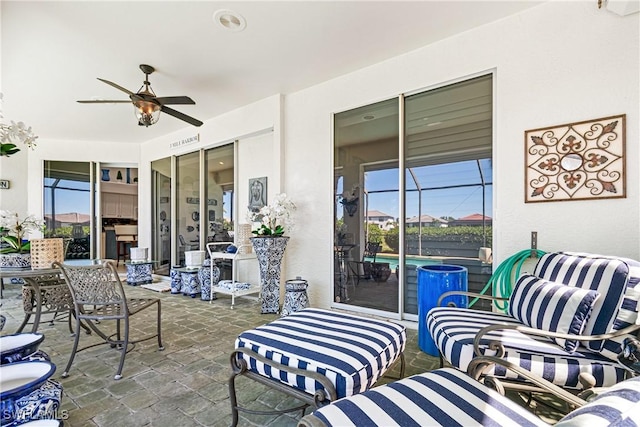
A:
[299,368,640,427]
[230,308,406,423]
[299,368,549,427]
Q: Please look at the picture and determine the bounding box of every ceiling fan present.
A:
[77,64,203,127]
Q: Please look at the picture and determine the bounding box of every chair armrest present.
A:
[437,290,508,306]
[468,355,588,408]
[298,414,329,427]
[473,323,640,357]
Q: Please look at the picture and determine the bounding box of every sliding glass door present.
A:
[43,161,96,260]
[333,74,493,318]
[151,143,235,271]
[151,157,172,275]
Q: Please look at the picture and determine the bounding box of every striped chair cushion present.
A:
[427,306,627,389]
[304,368,549,427]
[561,252,640,362]
[555,375,640,427]
[508,275,600,352]
[235,308,406,399]
[533,252,630,353]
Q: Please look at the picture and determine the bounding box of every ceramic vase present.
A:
[0,253,31,269]
[0,333,47,364]
[0,361,62,426]
[251,236,289,314]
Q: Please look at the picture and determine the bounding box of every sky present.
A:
[339,159,493,220]
[46,159,494,223]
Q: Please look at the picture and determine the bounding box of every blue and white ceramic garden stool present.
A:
[170,268,182,294]
[281,277,310,317]
[180,270,200,298]
[198,260,220,301]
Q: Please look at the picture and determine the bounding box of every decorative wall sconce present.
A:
[339,184,360,217]
[342,199,359,217]
[525,114,626,203]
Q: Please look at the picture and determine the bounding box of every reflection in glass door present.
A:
[333,73,494,318]
[176,152,200,266]
[204,144,234,244]
[334,98,399,313]
[43,161,95,260]
[152,158,172,275]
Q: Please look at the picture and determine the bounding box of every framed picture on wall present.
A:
[248,176,267,212]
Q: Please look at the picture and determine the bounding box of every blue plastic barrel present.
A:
[417,264,468,356]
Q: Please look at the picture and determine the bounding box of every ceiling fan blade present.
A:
[161,106,203,127]
[77,100,131,104]
[154,96,196,105]
[97,78,135,96]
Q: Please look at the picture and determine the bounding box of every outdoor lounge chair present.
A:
[427,251,640,397]
[298,355,640,426]
[55,260,164,380]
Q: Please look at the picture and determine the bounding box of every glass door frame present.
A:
[331,70,495,322]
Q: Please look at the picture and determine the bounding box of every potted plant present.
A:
[248,193,296,313]
[0,210,45,269]
[338,184,360,217]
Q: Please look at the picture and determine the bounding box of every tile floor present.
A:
[0,278,439,426]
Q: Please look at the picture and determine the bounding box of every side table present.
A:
[170,266,201,298]
[125,261,155,286]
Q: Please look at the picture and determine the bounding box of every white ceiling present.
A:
[1,1,544,145]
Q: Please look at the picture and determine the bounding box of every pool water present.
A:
[364,254,442,272]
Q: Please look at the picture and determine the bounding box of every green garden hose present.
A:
[468,249,546,312]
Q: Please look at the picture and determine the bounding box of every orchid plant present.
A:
[0,93,38,157]
[0,210,45,254]
[338,184,360,205]
[248,193,296,237]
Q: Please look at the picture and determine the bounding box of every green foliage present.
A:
[0,236,30,253]
[384,225,492,252]
[0,143,20,157]
[252,224,285,237]
[44,226,90,238]
[367,224,383,244]
[384,226,400,252]
[407,226,492,244]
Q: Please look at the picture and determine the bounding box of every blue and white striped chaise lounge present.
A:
[427,252,640,392]
[229,308,406,426]
[297,364,640,427]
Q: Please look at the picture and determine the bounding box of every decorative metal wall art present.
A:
[525,114,626,203]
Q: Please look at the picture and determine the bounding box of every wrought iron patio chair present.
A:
[347,241,380,286]
[16,272,75,334]
[54,260,163,380]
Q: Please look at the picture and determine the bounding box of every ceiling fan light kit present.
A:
[135,99,161,127]
[78,64,203,127]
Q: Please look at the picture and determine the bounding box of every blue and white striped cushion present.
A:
[555,375,640,427]
[305,368,548,427]
[235,308,406,399]
[427,306,627,389]
[534,252,629,352]
[508,275,600,352]
[561,252,640,361]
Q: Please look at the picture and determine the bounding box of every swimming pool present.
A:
[364,254,443,272]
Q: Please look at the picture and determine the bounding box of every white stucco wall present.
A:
[284,1,640,309]
[4,2,638,319]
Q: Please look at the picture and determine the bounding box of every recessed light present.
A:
[213,9,246,32]
[363,115,375,120]
[219,161,224,165]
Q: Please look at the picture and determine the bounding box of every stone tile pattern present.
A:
[0,280,438,426]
